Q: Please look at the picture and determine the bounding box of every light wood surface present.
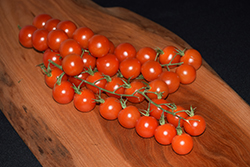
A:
[0,0,250,166]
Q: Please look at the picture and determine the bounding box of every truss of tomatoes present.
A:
[18,14,206,155]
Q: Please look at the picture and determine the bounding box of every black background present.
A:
[1,0,249,166]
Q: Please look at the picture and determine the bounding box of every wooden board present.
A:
[1,0,250,166]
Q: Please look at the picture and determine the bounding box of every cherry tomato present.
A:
[99,97,122,120]
[32,14,52,29]
[114,42,136,62]
[104,77,125,98]
[146,79,169,99]
[166,105,188,127]
[109,40,115,53]
[47,29,68,51]
[68,72,89,88]
[18,25,37,48]
[149,99,169,120]
[96,53,119,76]
[56,20,77,38]
[44,18,61,31]
[74,88,96,112]
[119,57,141,79]
[175,64,196,84]
[43,49,62,68]
[82,52,96,70]
[183,115,206,136]
[159,46,180,68]
[86,71,107,93]
[59,39,82,58]
[154,123,177,145]
[124,80,145,103]
[141,60,162,81]
[32,28,49,51]
[171,133,193,155]
[136,47,157,64]
[135,116,158,138]
[88,34,110,58]
[118,105,141,129]
[158,71,180,94]
[52,81,74,104]
[72,26,94,49]
[180,49,202,70]
[62,54,84,76]
[44,67,68,89]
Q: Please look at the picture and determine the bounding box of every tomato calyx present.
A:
[37,63,52,77]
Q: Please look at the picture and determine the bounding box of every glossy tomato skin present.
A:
[44,18,61,31]
[59,39,82,58]
[88,34,110,58]
[118,105,141,129]
[141,60,162,81]
[136,47,157,64]
[159,46,180,68]
[158,71,180,94]
[18,25,37,48]
[68,72,89,88]
[74,88,96,112]
[52,81,74,104]
[32,28,49,51]
[72,27,94,49]
[96,53,119,76]
[149,99,169,120]
[171,133,193,155]
[154,123,177,145]
[32,14,52,29]
[43,49,61,68]
[104,77,125,98]
[99,97,122,120]
[44,67,68,89]
[166,105,188,127]
[56,20,77,38]
[146,79,169,99]
[108,40,115,53]
[175,64,196,84]
[184,115,206,136]
[135,116,158,138]
[62,54,84,76]
[114,42,136,62]
[47,29,68,51]
[124,80,145,103]
[86,71,107,93]
[180,49,202,70]
[119,57,141,79]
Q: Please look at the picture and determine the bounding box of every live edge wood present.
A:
[0,0,250,166]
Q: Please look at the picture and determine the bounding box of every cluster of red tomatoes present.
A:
[18,14,206,155]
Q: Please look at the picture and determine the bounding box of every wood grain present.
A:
[0,0,250,166]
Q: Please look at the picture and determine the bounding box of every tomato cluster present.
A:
[19,14,206,155]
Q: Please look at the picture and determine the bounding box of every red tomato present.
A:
[109,40,115,53]
[18,25,37,48]
[32,28,49,51]
[171,133,193,155]
[96,53,119,76]
[82,52,96,70]
[44,67,68,89]
[119,57,141,79]
[118,105,141,129]
[72,27,94,49]
[124,80,145,103]
[180,49,202,70]
[74,88,96,112]
[56,20,77,38]
[47,29,68,51]
[59,39,82,58]
[44,18,61,31]
[62,54,84,76]
[175,64,196,84]
[136,47,157,64]
[154,123,177,145]
[166,105,188,127]
[159,46,180,68]
[149,99,169,120]
[141,60,162,81]
[99,97,122,120]
[184,115,206,136]
[135,116,158,138]
[146,79,169,99]
[32,14,52,29]
[158,71,180,94]
[43,49,62,68]
[86,71,107,93]
[104,77,125,98]
[68,72,89,88]
[114,42,136,62]
[88,34,110,58]
[52,81,74,104]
